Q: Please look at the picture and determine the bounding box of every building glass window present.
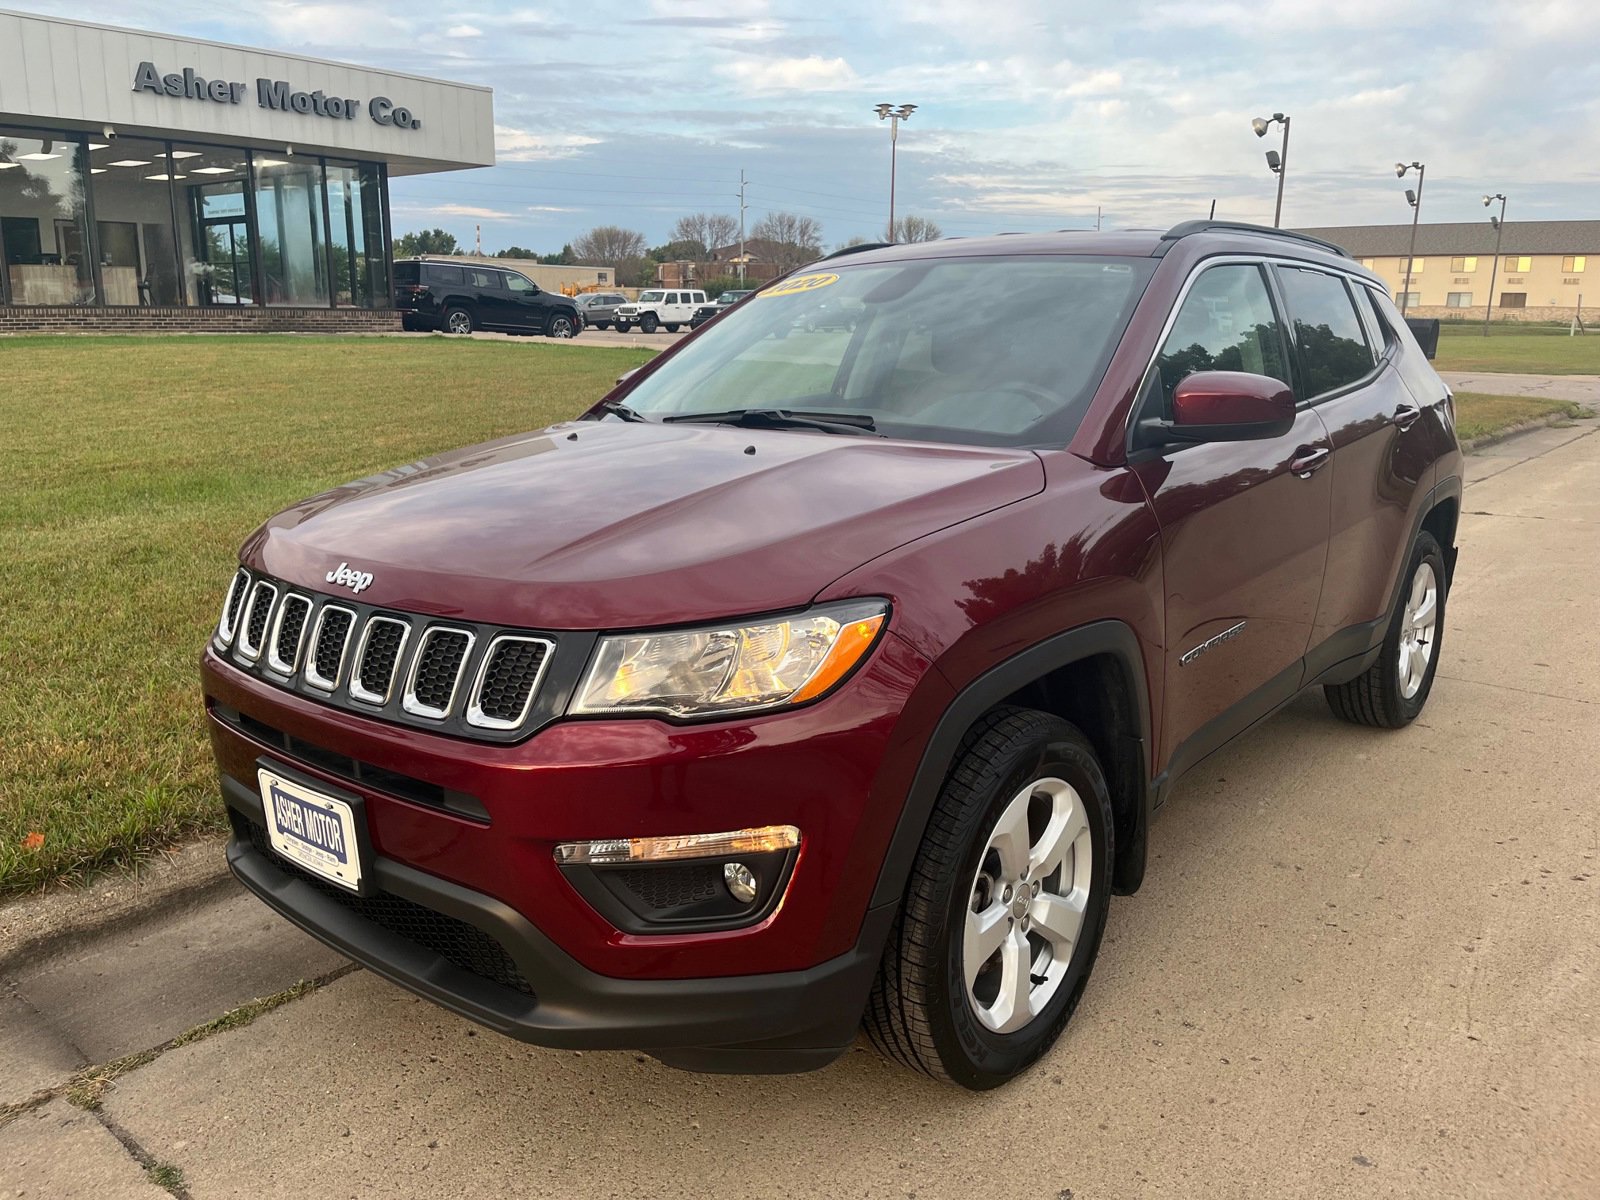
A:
[1406,258,1424,273]
[1395,291,1420,308]
[1446,292,1473,307]
[169,143,253,305]
[1499,292,1527,309]
[324,159,387,307]
[1562,256,1586,273]
[1449,256,1477,272]
[252,155,327,306]
[1506,256,1531,272]
[85,137,186,305]
[0,127,94,305]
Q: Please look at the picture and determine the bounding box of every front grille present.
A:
[469,637,551,727]
[214,568,572,742]
[269,595,312,674]
[245,820,531,995]
[309,607,355,689]
[406,629,472,717]
[351,617,407,704]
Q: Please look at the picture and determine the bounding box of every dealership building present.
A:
[0,9,493,332]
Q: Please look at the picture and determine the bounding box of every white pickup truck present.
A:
[613,289,708,333]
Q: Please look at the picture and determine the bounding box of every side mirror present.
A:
[1155,371,1296,444]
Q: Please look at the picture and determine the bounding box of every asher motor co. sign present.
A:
[132,61,423,129]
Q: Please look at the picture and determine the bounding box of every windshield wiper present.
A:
[595,400,649,422]
[662,408,879,435]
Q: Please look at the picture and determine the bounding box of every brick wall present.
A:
[0,306,404,335]
[1401,305,1588,325]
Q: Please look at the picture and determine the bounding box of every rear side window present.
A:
[1155,264,1288,407]
[424,264,465,286]
[468,269,501,290]
[1275,267,1374,398]
[394,262,420,285]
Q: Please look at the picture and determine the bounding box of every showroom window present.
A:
[0,127,94,306]
[323,160,387,307]
[87,136,185,305]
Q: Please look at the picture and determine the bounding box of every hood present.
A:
[246,422,1043,630]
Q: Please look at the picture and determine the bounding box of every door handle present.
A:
[1290,446,1331,478]
[1393,403,1422,430]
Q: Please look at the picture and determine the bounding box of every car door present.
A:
[1128,260,1334,773]
[503,271,549,331]
[464,267,513,330]
[1274,266,1434,666]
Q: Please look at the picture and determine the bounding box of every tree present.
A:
[494,245,539,260]
[571,225,650,285]
[392,228,460,258]
[648,239,707,263]
[751,212,823,271]
[835,235,873,252]
[671,212,739,256]
[893,215,943,243]
[539,245,574,266]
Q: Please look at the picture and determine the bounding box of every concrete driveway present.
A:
[4,424,1596,1199]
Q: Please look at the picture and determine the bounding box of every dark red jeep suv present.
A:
[203,221,1461,1089]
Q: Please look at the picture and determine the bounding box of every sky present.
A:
[17,0,1600,254]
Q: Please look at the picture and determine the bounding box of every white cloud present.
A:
[719,55,857,94]
[445,23,482,37]
[494,124,603,161]
[395,202,517,220]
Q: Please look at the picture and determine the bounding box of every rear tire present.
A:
[444,307,474,335]
[1325,530,1446,728]
[865,706,1113,1090]
[640,313,659,333]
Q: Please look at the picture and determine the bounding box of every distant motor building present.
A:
[1297,220,1600,322]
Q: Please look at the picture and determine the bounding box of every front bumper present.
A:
[202,631,935,1065]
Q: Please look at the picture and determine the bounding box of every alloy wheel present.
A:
[1397,560,1438,699]
[963,776,1093,1034]
[447,311,472,335]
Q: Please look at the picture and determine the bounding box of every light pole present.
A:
[1251,112,1290,227]
[1482,192,1507,338]
[1396,160,1426,314]
[875,103,916,241]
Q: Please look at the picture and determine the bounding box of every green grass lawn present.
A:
[0,335,652,897]
[1434,324,1600,375]
[1450,392,1586,441]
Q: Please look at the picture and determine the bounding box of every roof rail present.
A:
[817,241,897,261]
[1158,220,1350,258]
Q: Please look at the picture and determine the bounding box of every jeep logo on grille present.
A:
[325,562,375,595]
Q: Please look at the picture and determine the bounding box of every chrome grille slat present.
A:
[304,605,357,691]
[266,594,312,675]
[217,568,251,646]
[349,616,410,706]
[235,581,279,662]
[402,627,475,719]
[467,636,554,730]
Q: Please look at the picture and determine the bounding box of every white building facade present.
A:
[0,9,493,328]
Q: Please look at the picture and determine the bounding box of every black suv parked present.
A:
[395,259,582,338]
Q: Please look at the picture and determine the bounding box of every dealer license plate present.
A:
[258,768,363,892]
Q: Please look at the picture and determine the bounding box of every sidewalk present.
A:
[4,424,1597,1198]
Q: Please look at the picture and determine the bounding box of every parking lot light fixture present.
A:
[1396,160,1426,314]
[876,103,917,241]
[1482,192,1508,338]
[1251,112,1290,227]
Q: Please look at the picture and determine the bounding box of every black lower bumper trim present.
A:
[221,774,892,1070]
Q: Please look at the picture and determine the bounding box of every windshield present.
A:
[718,291,751,303]
[616,255,1155,448]
[638,291,665,303]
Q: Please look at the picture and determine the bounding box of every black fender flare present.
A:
[869,619,1154,912]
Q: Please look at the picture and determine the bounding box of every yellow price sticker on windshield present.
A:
[762,272,839,297]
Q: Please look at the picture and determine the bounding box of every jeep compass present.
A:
[203,221,1461,1089]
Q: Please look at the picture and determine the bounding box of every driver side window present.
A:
[505,274,536,296]
[1154,264,1288,411]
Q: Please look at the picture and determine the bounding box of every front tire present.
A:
[665,323,680,333]
[546,313,577,339]
[640,313,659,334]
[1325,530,1446,728]
[614,320,631,332]
[865,707,1113,1090]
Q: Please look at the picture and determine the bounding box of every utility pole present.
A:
[475,223,482,256]
[1481,192,1507,338]
[1397,161,1426,315]
[875,103,916,241]
[736,169,748,285]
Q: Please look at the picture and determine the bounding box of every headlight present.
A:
[571,600,888,719]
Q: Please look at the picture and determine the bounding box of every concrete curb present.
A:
[1462,408,1592,453]
[0,840,233,972]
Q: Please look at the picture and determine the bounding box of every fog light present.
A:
[723,862,758,904]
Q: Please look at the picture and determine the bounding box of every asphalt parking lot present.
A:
[3,421,1596,1199]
